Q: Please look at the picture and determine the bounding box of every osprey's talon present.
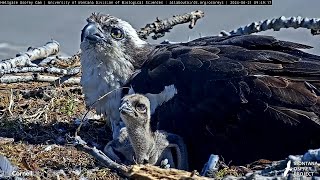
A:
[103,128,135,165]
[103,141,123,163]
[160,159,170,169]
[160,158,168,166]
[201,154,219,177]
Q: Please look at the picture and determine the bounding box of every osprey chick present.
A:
[119,94,188,170]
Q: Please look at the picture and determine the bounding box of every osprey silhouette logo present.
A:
[283,160,292,177]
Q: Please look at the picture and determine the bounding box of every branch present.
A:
[0,137,14,145]
[73,135,129,173]
[220,16,320,36]
[39,53,81,67]
[0,74,80,84]
[0,40,60,70]
[138,10,204,40]
[38,56,57,66]
[8,89,13,116]
[128,165,210,180]
[18,86,82,99]
[0,67,80,75]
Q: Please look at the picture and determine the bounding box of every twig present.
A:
[0,112,6,120]
[160,39,190,44]
[38,52,81,67]
[0,66,80,75]
[8,89,13,116]
[129,164,209,180]
[138,10,204,40]
[22,108,44,119]
[38,56,57,66]
[0,137,14,145]
[0,40,60,70]
[220,16,320,36]
[55,54,80,65]
[9,88,52,98]
[73,135,129,173]
[22,104,49,121]
[1,87,81,101]
[0,74,80,84]
[75,87,130,137]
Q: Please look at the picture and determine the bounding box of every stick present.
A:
[75,87,130,137]
[138,10,204,40]
[73,135,129,173]
[128,165,210,180]
[17,86,81,98]
[220,16,320,36]
[45,53,81,68]
[0,137,14,145]
[8,89,14,116]
[38,56,57,66]
[0,67,80,75]
[0,40,60,70]
[0,74,80,84]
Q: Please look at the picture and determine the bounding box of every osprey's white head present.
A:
[80,13,147,60]
[80,13,148,139]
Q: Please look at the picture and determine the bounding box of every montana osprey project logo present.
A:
[283,160,318,177]
[283,160,292,177]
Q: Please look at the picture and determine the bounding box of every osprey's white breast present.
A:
[80,45,134,138]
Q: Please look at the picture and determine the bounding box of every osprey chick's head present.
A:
[119,94,151,128]
[80,13,147,59]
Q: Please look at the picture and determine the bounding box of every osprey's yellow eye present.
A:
[110,28,124,40]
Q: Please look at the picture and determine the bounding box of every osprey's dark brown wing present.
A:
[126,35,320,170]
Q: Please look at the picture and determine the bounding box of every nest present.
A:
[1,11,320,180]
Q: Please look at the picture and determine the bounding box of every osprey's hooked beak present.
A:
[119,101,134,114]
[81,22,105,42]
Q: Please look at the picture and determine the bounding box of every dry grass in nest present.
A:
[0,81,119,179]
[0,142,120,179]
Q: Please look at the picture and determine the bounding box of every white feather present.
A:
[117,19,147,48]
[145,85,178,114]
[128,86,135,95]
[80,40,134,138]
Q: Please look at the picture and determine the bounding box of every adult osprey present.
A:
[80,13,320,170]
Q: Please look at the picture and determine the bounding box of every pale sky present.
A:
[0,0,319,59]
